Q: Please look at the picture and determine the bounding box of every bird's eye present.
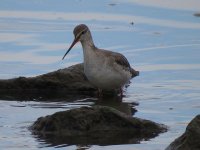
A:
[81,30,86,35]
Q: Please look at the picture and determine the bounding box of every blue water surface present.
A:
[0,0,200,150]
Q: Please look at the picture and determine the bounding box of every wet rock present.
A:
[0,63,97,100]
[31,106,167,146]
[166,114,200,150]
[0,63,94,91]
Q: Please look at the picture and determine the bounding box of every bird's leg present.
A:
[119,88,123,98]
[98,88,103,97]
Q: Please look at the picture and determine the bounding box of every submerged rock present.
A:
[166,114,200,150]
[31,106,167,146]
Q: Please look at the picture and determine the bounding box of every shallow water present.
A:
[0,0,200,149]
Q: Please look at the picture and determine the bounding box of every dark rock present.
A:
[0,63,97,100]
[0,63,94,90]
[166,114,200,150]
[31,106,167,146]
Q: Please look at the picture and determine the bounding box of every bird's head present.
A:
[62,24,89,60]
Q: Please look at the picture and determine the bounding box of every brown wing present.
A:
[103,50,139,78]
[112,52,131,69]
[98,49,130,67]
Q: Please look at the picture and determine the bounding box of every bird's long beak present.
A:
[62,36,79,60]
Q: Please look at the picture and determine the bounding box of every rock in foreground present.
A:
[166,114,200,150]
[31,106,167,146]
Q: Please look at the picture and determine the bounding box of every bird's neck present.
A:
[81,40,95,51]
[80,35,97,63]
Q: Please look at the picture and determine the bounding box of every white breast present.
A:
[83,48,132,90]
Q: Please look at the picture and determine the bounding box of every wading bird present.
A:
[62,24,139,96]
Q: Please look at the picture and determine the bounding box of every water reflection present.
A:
[76,145,91,150]
[94,96,138,116]
[0,88,137,115]
[0,89,95,101]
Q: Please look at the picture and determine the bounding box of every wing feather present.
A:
[98,49,139,77]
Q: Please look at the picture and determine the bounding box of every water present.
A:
[0,0,200,149]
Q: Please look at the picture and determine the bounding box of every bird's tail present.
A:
[131,68,139,78]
